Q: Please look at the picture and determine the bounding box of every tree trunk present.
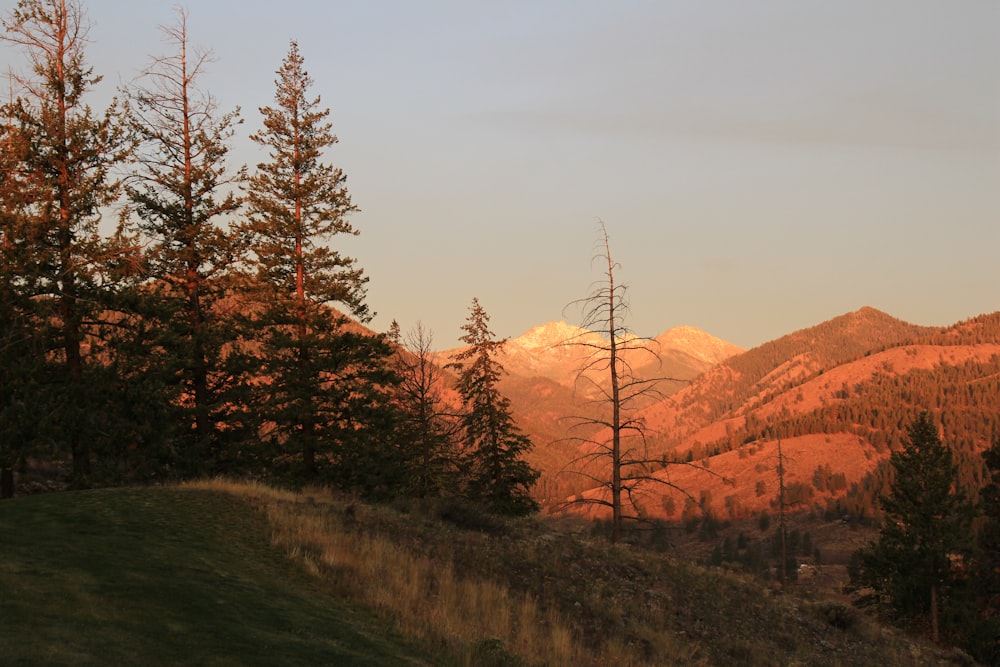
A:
[1,467,13,499]
[63,293,91,485]
[302,421,316,475]
[778,437,787,585]
[931,582,939,644]
[607,237,623,544]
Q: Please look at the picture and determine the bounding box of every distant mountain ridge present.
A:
[439,320,743,386]
[505,321,603,350]
[429,307,1000,521]
[555,308,1000,522]
[433,320,744,493]
[504,320,742,360]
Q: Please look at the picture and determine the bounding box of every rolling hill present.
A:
[0,483,961,666]
[0,487,434,665]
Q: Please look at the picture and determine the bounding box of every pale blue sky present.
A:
[6,1,999,349]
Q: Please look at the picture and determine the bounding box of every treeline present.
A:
[0,1,537,514]
[645,310,1000,521]
[916,311,1000,346]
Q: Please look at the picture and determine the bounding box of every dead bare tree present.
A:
[559,221,721,542]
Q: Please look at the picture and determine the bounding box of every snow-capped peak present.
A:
[656,326,743,364]
[510,321,600,350]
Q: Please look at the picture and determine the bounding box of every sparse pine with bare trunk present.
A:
[123,7,246,473]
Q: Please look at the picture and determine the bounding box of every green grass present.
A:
[1,483,968,666]
[0,487,435,666]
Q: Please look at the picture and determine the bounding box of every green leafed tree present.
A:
[123,7,247,474]
[241,41,397,485]
[449,298,539,516]
[2,0,130,485]
[848,411,974,644]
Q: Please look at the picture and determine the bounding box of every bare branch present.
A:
[554,220,719,542]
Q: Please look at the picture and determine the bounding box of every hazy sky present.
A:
[5,1,998,349]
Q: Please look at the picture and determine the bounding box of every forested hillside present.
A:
[553,311,1000,527]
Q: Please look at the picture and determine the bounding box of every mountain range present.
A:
[438,307,1000,526]
[440,320,742,387]
[435,322,743,479]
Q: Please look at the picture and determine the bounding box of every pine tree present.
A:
[0,91,32,496]
[123,7,247,473]
[241,41,395,483]
[848,411,974,643]
[2,0,130,485]
[449,299,539,516]
[968,438,1000,662]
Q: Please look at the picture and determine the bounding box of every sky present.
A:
[4,0,998,350]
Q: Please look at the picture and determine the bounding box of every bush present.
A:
[427,497,509,534]
[811,601,859,631]
[470,638,525,667]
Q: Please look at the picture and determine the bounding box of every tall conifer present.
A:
[969,440,1000,662]
[0,100,39,496]
[242,41,394,481]
[124,7,246,473]
[2,0,129,484]
[848,411,974,643]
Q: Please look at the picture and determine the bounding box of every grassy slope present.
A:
[1,484,973,666]
[0,487,434,666]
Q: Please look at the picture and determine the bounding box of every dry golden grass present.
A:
[184,479,965,667]
[183,478,644,666]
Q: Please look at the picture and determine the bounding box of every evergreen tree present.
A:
[968,438,1000,662]
[449,299,539,516]
[0,94,33,496]
[241,41,396,484]
[848,411,974,643]
[2,0,130,485]
[123,7,247,474]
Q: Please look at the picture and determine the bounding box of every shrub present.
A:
[428,497,509,534]
[811,601,860,631]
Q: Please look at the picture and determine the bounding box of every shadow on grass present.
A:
[0,487,436,666]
